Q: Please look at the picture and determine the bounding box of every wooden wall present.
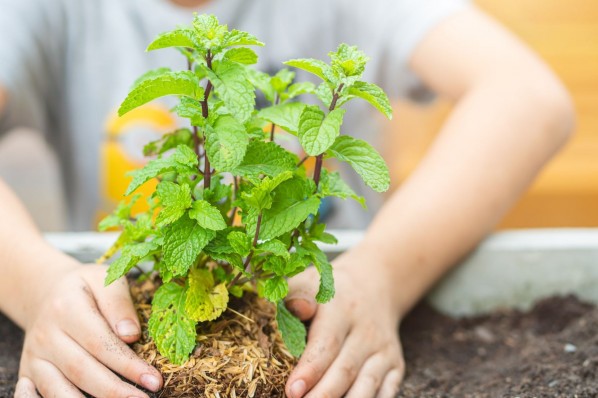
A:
[385,0,598,228]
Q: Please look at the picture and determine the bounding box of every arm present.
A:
[285,8,574,398]
[0,87,164,396]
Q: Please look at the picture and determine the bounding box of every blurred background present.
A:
[1,0,596,231]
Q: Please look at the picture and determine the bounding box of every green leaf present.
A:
[132,67,173,88]
[223,47,258,65]
[329,44,369,78]
[143,128,194,157]
[242,171,294,211]
[204,115,248,172]
[119,70,204,116]
[263,277,288,303]
[174,98,205,127]
[156,182,192,227]
[207,61,255,123]
[327,135,390,193]
[149,282,197,365]
[255,178,321,240]
[284,82,315,101]
[98,195,141,231]
[271,69,295,93]
[147,28,198,52]
[348,81,392,120]
[222,30,264,47]
[256,239,290,260]
[257,102,306,135]
[299,106,345,156]
[189,200,227,231]
[105,240,159,285]
[298,241,335,303]
[284,59,335,83]
[126,145,198,195]
[319,170,366,208]
[245,69,276,103]
[232,140,298,178]
[185,268,229,322]
[227,231,251,257]
[276,301,306,357]
[162,215,216,279]
[192,14,228,48]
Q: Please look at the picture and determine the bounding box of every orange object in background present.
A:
[384,0,598,228]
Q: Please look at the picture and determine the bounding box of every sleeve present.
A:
[0,0,66,135]
[332,0,471,103]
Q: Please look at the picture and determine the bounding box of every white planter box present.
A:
[46,228,598,317]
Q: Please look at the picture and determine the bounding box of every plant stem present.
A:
[296,155,309,168]
[312,83,344,189]
[202,50,214,189]
[188,59,204,174]
[228,212,263,289]
[228,177,239,225]
[269,94,280,142]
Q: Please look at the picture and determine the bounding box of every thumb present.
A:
[84,265,141,344]
[14,377,40,398]
[286,269,319,321]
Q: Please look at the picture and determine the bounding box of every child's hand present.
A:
[284,245,405,398]
[15,264,162,398]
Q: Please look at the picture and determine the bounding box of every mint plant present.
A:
[100,14,392,365]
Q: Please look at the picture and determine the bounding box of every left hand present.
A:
[283,244,405,398]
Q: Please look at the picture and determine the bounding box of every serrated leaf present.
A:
[204,115,248,172]
[242,171,294,211]
[119,70,203,116]
[149,282,197,365]
[223,30,264,47]
[329,44,369,77]
[98,194,141,231]
[348,81,392,119]
[299,106,345,156]
[284,58,335,83]
[263,277,288,302]
[132,67,173,89]
[254,178,321,240]
[223,47,258,65]
[232,140,298,178]
[256,239,290,260]
[319,170,366,208]
[105,240,159,285]
[143,128,194,157]
[207,61,255,123]
[147,28,198,52]
[271,69,295,93]
[284,82,315,101]
[276,301,306,357]
[315,83,334,108]
[227,231,251,257]
[246,69,276,103]
[126,145,198,195]
[162,215,216,279]
[298,240,335,303]
[257,102,306,135]
[327,135,390,193]
[174,98,205,126]
[185,268,229,322]
[156,182,192,227]
[189,200,227,230]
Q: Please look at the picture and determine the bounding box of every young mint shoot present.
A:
[100,14,392,364]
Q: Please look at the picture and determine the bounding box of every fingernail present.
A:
[116,319,140,337]
[290,379,306,398]
[140,373,161,392]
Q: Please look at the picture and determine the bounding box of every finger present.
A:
[285,310,350,398]
[345,354,393,398]
[28,359,84,398]
[304,331,373,398]
[63,285,163,392]
[52,333,150,398]
[286,269,318,321]
[84,267,141,344]
[377,368,404,398]
[14,377,41,398]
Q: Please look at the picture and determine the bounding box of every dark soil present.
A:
[399,295,598,397]
[1,295,597,397]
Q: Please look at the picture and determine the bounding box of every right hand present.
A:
[14,264,163,398]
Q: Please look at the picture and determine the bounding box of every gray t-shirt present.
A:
[0,0,468,231]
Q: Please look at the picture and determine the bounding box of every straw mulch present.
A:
[130,277,296,398]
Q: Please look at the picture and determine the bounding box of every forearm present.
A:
[361,78,574,318]
[0,178,79,328]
